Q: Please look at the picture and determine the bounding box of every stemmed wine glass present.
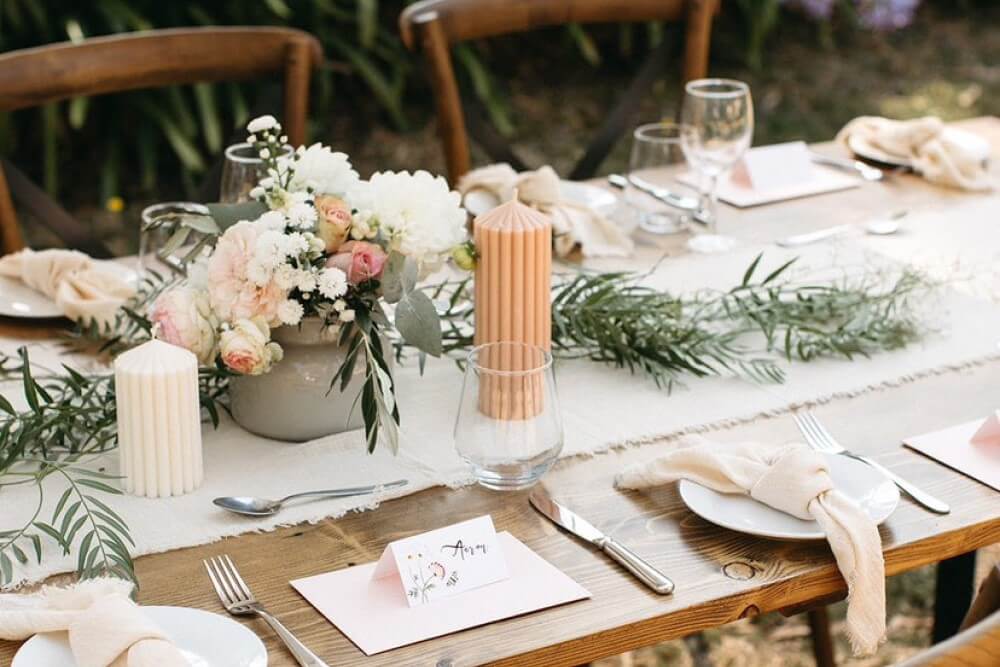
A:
[680,79,754,253]
[220,142,293,203]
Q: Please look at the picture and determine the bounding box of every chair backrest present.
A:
[0,26,323,256]
[400,0,718,184]
[899,564,1000,666]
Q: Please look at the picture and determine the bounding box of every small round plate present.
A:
[0,262,136,319]
[12,605,267,667]
[463,180,617,217]
[678,453,899,541]
[847,126,991,170]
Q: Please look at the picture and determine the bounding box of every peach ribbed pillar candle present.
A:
[473,195,552,419]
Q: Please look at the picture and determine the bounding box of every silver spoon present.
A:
[777,210,907,247]
[213,479,408,517]
[865,209,908,235]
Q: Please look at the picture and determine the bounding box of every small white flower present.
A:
[259,176,275,189]
[273,264,298,290]
[286,202,317,230]
[296,271,317,294]
[284,232,309,256]
[318,267,348,300]
[332,299,346,312]
[339,309,356,322]
[277,299,304,326]
[308,235,325,254]
[247,115,279,134]
[246,258,272,287]
[249,186,265,199]
[247,134,257,143]
[255,210,287,232]
[259,148,270,159]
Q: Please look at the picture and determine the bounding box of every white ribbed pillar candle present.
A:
[114,339,203,497]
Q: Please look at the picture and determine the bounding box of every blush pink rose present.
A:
[150,286,218,365]
[314,195,353,253]
[325,241,388,284]
[206,221,286,326]
[219,317,283,375]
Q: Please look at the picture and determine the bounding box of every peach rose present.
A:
[325,241,388,285]
[150,286,219,365]
[219,317,283,376]
[206,221,286,326]
[314,195,353,253]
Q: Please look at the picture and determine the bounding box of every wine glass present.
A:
[625,122,691,235]
[219,142,292,203]
[680,79,754,253]
[454,342,563,490]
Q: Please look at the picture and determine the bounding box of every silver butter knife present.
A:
[529,488,674,594]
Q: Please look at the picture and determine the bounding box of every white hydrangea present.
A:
[318,267,348,300]
[282,143,360,197]
[351,170,467,271]
[277,299,304,326]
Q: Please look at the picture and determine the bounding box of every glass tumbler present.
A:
[219,142,292,203]
[454,342,563,490]
[626,122,691,235]
[139,202,212,278]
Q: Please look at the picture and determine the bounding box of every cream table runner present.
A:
[3,198,1000,587]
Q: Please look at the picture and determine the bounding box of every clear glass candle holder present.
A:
[454,342,563,490]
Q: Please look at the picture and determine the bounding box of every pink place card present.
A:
[903,415,1000,492]
[291,531,591,655]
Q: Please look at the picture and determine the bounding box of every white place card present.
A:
[731,140,816,192]
[371,515,508,607]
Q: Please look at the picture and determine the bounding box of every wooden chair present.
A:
[399,0,719,184]
[0,27,323,256]
[898,564,1000,666]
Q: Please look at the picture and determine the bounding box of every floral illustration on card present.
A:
[405,553,452,603]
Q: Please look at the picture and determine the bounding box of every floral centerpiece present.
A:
[150,115,469,451]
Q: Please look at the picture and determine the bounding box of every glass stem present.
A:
[703,172,719,235]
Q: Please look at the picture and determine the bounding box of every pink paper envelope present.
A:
[290,532,590,655]
[903,416,1000,492]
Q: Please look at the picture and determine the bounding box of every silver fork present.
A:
[204,555,329,667]
[793,411,950,515]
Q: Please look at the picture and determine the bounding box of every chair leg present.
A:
[933,551,977,642]
[807,607,836,667]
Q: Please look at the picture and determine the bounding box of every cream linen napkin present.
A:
[458,163,634,258]
[616,436,886,656]
[0,577,187,666]
[837,116,993,191]
[0,248,135,327]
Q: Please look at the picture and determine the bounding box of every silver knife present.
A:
[529,488,674,595]
[607,174,710,227]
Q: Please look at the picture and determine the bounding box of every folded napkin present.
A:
[837,116,993,191]
[616,436,886,656]
[458,163,634,258]
[0,577,187,666]
[0,249,135,327]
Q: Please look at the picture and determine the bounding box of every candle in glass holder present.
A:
[473,194,552,419]
[114,339,203,497]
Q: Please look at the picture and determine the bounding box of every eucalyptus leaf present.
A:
[180,214,220,235]
[205,201,268,231]
[380,251,415,303]
[394,289,442,357]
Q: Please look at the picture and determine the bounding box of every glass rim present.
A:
[140,201,211,223]
[684,78,751,99]
[633,121,685,143]
[467,342,553,376]
[224,141,293,164]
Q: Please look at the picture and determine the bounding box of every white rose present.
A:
[246,115,279,134]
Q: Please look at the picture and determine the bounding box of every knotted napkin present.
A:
[616,437,886,656]
[0,248,135,327]
[837,116,993,191]
[458,163,634,258]
[0,577,187,666]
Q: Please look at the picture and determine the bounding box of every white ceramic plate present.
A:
[0,261,136,319]
[463,180,617,217]
[678,453,899,541]
[12,605,267,667]
[848,126,991,170]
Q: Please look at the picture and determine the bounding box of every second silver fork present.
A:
[205,554,329,667]
[794,411,950,515]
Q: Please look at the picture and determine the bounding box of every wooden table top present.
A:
[2,117,999,667]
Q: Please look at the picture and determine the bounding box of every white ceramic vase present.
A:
[228,318,377,442]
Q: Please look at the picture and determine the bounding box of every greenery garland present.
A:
[0,254,931,587]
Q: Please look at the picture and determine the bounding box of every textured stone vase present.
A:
[229,318,371,442]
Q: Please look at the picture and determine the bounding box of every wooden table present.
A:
[2,117,999,666]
